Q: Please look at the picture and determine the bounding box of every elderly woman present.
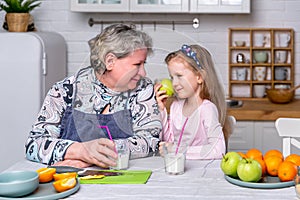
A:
[25,24,162,168]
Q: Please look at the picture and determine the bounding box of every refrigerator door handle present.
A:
[42,52,47,75]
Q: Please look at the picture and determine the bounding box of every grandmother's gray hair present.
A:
[88,24,153,74]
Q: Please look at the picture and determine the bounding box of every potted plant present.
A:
[0,0,41,32]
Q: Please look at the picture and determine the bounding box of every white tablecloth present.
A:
[4,157,298,200]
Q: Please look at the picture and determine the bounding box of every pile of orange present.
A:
[239,148,300,182]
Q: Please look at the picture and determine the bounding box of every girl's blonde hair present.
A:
[165,44,231,143]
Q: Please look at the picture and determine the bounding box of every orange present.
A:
[254,157,267,177]
[264,149,284,161]
[53,172,77,181]
[36,167,56,183]
[237,152,247,159]
[246,148,263,160]
[278,161,297,182]
[285,154,300,166]
[53,177,77,193]
[264,155,283,176]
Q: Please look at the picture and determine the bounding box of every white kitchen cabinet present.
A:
[71,0,250,13]
[228,121,285,154]
[190,0,250,14]
[130,0,189,13]
[228,121,255,152]
[70,0,129,12]
[253,122,282,153]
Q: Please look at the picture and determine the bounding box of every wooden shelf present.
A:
[228,28,294,100]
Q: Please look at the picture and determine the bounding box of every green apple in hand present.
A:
[159,78,174,97]
[221,151,242,178]
[237,158,262,182]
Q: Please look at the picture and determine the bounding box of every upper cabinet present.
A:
[190,0,250,14]
[70,0,251,13]
[70,0,129,12]
[130,0,189,13]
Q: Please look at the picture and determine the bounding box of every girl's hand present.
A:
[154,83,169,111]
[159,142,173,157]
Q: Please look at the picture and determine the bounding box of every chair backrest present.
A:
[275,118,300,158]
[224,115,236,152]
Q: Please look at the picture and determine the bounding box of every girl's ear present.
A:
[196,74,203,84]
[105,53,117,70]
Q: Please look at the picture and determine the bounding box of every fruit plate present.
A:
[0,178,80,199]
[225,175,294,189]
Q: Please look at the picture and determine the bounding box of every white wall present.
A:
[1,0,299,97]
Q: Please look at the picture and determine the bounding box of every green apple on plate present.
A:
[159,78,174,97]
[237,158,262,182]
[221,151,242,178]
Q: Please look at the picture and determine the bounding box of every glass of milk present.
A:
[111,139,130,170]
[163,143,187,175]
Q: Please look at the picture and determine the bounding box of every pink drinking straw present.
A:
[175,117,189,155]
[99,125,117,152]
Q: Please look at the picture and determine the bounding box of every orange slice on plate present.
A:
[36,168,56,183]
[53,177,77,193]
[53,172,77,181]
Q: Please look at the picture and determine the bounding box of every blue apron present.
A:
[60,70,134,142]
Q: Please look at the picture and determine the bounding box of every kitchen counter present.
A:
[227,99,300,121]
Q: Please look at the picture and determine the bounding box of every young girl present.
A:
[155,44,229,160]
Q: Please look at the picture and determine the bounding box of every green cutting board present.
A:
[79,170,152,184]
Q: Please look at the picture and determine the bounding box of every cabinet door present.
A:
[130,0,189,13]
[253,122,282,154]
[190,0,250,13]
[70,0,130,12]
[228,121,254,152]
[253,122,300,156]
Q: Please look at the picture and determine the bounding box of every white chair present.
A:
[224,115,236,152]
[275,118,300,158]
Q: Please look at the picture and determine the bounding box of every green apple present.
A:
[221,151,242,178]
[159,78,174,97]
[237,158,262,182]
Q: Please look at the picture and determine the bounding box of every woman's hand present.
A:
[52,159,92,168]
[65,138,118,168]
[154,83,168,111]
[159,142,173,157]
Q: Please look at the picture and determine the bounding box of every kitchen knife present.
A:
[48,166,123,177]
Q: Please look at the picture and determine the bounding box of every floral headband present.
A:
[180,44,202,69]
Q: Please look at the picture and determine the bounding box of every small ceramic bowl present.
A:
[254,51,268,63]
[0,171,39,197]
[235,41,246,47]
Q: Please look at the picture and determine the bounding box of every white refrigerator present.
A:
[0,32,67,172]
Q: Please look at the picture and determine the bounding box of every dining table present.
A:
[2,156,298,200]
